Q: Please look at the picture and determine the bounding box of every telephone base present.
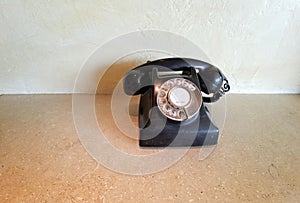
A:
[139,91,219,147]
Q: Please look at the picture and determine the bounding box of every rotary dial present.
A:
[156,78,202,121]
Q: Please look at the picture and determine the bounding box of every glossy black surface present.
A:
[139,89,219,147]
[123,57,229,147]
[123,57,225,96]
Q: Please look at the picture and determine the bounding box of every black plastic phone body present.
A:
[123,58,229,147]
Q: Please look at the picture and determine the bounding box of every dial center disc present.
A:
[169,87,191,107]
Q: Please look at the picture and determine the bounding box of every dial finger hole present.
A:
[175,78,182,86]
[171,109,177,117]
[167,80,174,87]
[188,84,196,91]
[158,98,166,106]
[158,91,166,97]
[161,87,168,92]
[162,104,170,112]
[178,110,187,119]
[182,80,189,88]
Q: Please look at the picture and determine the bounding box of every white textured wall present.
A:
[0,0,300,94]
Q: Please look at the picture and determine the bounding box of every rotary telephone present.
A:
[123,58,230,147]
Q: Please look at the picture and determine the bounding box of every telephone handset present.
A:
[123,58,230,147]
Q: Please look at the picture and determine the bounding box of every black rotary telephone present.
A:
[123,58,230,147]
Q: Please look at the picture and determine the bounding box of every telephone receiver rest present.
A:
[123,58,230,102]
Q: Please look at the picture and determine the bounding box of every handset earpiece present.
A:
[195,65,230,102]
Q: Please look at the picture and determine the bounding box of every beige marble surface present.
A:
[0,94,299,202]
